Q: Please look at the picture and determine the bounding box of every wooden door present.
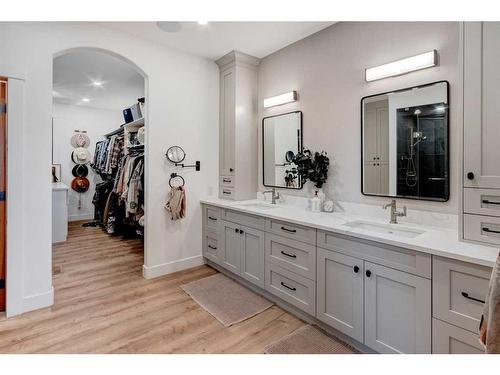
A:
[316,248,364,342]
[364,262,431,354]
[0,78,6,312]
[220,220,241,274]
[464,22,500,188]
[239,225,265,288]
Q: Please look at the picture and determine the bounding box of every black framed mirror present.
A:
[361,81,449,201]
[262,111,303,189]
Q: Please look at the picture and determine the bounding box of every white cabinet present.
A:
[316,249,364,342]
[433,318,484,354]
[364,262,431,354]
[52,183,69,243]
[215,51,260,200]
[462,22,500,245]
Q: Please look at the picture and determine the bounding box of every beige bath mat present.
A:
[264,325,360,354]
[181,273,273,327]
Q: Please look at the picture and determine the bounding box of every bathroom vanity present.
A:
[200,198,497,354]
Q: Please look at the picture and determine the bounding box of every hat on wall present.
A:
[71,177,90,193]
[71,164,89,178]
[71,147,91,165]
[70,133,91,148]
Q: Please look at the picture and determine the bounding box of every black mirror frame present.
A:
[262,110,303,190]
[360,80,450,202]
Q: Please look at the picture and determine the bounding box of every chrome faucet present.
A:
[263,188,280,204]
[383,199,407,224]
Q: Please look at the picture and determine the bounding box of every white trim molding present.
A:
[142,255,205,279]
[21,288,54,315]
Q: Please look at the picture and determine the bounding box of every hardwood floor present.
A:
[0,221,305,353]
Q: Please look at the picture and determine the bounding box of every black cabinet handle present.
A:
[208,216,217,221]
[467,172,474,180]
[366,270,371,277]
[280,250,297,259]
[229,168,234,172]
[353,265,359,273]
[483,227,500,234]
[482,200,500,206]
[280,282,296,291]
[222,191,231,195]
[235,228,239,233]
[281,226,297,233]
[461,292,485,304]
[223,179,231,183]
[240,230,244,234]
[208,245,217,250]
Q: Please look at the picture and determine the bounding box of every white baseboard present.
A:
[69,213,94,222]
[142,255,204,279]
[21,287,54,315]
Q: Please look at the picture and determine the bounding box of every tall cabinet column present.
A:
[215,51,260,200]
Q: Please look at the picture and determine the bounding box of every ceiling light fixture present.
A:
[91,80,103,87]
[197,21,208,25]
[365,50,437,82]
[263,91,297,108]
[82,98,90,103]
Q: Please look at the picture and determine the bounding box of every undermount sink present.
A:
[238,201,278,210]
[343,220,425,238]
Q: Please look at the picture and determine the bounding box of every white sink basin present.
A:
[238,201,278,210]
[343,220,425,238]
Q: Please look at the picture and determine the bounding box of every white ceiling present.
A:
[97,22,335,60]
[53,49,145,111]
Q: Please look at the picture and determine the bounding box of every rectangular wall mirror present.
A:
[263,111,303,189]
[361,81,449,201]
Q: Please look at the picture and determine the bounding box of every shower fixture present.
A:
[405,108,427,188]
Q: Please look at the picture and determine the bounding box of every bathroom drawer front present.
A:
[265,218,316,244]
[219,187,235,200]
[222,209,265,231]
[203,231,220,265]
[220,175,234,188]
[317,231,431,278]
[464,187,500,217]
[265,262,316,316]
[464,213,500,246]
[265,233,316,280]
[203,205,221,233]
[433,256,491,332]
[432,318,484,354]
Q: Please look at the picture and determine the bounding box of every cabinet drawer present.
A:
[265,218,316,244]
[220,175,234,188]
[203,205,221,233]
[222,209,265,230]
[432,319,484,354]
[464,187,500,217]
[203,231,220,265]
[265,263,315,316]
[464,213,500,246]
[219,187,235,200]
[318,231,431,278]
[433,256,491,332]
[265,233,316,280]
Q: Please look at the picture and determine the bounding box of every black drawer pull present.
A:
[353,265,359,273]
[208,216,217,221]
[280,250,297,259]
[482,199,500,206]
[223,178,231,183]
[467,172,474,180]
[366,270,371,277]
[482,227,500,234]
[222,191,231,195]
[280,281,296,291]
[235,228,239,233]
[208,245,217,250]
[461,292,485,304]
[281,226,297,233]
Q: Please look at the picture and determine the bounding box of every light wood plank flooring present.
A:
[0,221,305,353]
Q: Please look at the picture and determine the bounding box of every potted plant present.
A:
[293,149,330,211]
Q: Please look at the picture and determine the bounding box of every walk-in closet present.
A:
[51,48,146,284]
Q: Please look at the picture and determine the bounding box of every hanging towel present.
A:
[165,186,186,220]
[479,251,500,353]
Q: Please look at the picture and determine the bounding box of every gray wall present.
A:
[258,22,459,213]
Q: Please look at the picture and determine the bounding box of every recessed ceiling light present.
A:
[82,98,90,103]
[91,80,103,87]
[197,21,208,25]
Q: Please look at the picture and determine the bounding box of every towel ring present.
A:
[169,173,185,188]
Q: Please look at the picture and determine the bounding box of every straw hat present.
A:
[71,147,91,165]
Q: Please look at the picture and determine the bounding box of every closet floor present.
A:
[0,221,305,353]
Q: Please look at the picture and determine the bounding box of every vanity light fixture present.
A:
[263,91,297,108]
[365,50,437,82]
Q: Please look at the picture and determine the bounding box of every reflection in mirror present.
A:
[263,111,302,189]
[166,146,186,163]
[362,81,449,201]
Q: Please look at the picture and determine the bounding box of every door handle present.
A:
[467,172,474,180]
[366,270,372,277]
[280,281,296,291]
[461,292,485,304]
[353,265,359,273]
[280,250,297,259]
[482,227,500,234]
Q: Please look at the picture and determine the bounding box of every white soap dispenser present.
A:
[310,190,321,213]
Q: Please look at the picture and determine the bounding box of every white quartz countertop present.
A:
[52,182,69,191]
[200,197,499,268]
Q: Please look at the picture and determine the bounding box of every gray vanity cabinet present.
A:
[316,249,364,342]
[364,262,431,354]
[220,220,242,274]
